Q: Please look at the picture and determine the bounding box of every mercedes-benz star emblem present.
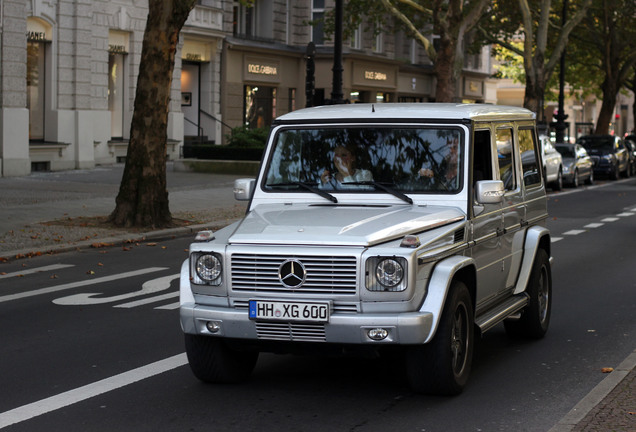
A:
[278,259,307,288]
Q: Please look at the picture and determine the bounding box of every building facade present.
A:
[0,0,494,177]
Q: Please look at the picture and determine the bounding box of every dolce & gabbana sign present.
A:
[353,62,397,88]
[244,56,280,83]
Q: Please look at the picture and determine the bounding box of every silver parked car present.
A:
[180,104,553,396]
[539,136,563,191]
[554,143,594,187]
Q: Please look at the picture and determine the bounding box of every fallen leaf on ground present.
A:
[601,367,614,373]
[86,270,95,275]
[146,243,157,247]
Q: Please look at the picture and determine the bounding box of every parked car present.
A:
[539,136,563,190]
[624,135,636,176]
[577,135,630,180]
[180,104,553,396]
[554,143,594,187]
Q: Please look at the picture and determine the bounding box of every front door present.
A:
[181,62,200,137]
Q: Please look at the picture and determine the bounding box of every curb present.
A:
[0,219,239,261]
[548,349,636,431]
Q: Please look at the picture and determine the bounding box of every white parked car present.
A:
[539,135,563,191]
[180,104,553,395]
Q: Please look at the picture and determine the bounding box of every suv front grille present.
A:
[255,322,326,341]
[231,253,358,295]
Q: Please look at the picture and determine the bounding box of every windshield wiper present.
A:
[267,182,338,203]
[343,181,414,204]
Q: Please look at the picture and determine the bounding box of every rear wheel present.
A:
[585,170,594,185]
[406,280,474,395]
[571,169,579,188]
[504,249,551,339]
[185,334,259,383]
[551,169,563,191]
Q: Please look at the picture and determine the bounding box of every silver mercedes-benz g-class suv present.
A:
[180,103,552,395]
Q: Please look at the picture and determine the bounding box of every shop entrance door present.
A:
[181,62,200,137]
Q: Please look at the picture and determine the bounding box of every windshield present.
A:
[264,126,464,194]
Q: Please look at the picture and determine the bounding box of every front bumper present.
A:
[180,303,434,345]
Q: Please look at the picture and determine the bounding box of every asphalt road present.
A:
[1,178,635,431]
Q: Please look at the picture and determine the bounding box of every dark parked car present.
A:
[554,143,594,187]
[624,135,636,176]
[577,135,629,180]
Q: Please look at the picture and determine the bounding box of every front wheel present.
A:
[185,334,259,383]
[504,249,552,339]
[406,280,474,395]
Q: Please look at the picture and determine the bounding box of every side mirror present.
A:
[233,178,255,201]
[475,180,504,204]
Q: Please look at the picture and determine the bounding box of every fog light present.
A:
[367,328,389,341]
[206,321,221,333]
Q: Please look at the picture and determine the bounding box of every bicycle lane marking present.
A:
[0,353,188,429]
[0,267,167,303]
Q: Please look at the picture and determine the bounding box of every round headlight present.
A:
[375,258,404,287]
[196,254,222,282]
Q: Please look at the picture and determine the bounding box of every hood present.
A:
[228,203,465,247]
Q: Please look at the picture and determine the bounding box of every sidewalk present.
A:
[0,162,247,257]
[0,164,634,431]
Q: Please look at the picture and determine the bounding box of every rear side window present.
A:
[518,128,541,187]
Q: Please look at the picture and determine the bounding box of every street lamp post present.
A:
[330,0,345,104]
[554,0,569,143]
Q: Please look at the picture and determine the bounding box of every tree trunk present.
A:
[109,0,195,228]
[595,79,618,135]
[434,36,458,102]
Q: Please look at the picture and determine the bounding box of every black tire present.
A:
[504,249,551,339]
[185,334,258,383]
[405,280,474,396]
[571,169,579,188]
[610,164,619,180]
[585,170,594,185]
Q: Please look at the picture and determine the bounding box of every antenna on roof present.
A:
[371,104,375,113]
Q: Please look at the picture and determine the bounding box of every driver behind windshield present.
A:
[319,144,373,190]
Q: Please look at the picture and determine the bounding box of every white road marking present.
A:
[551,237,564,243]
[0,353,188,429]
[601,217,619,222]
[584,223,604,229]
[563,230,586,236]
[0,264,75,280]
[0,268,167,304]
[155,302,180,310]
[115,291,179,308]
[53,274,179,306]
[617,212,634,217]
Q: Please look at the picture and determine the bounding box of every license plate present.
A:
[249,300,330,323]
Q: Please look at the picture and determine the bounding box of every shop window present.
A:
[245,85,276,129]
[27,41,46,140]
[108,53,125,138]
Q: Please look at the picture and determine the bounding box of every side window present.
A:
[472,129,493,186]
[496,128,515,190]
[518,128,542,187]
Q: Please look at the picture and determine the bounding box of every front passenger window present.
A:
[518,128,541,187]
[496,128,515,190]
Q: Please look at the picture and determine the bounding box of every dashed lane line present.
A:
[0,267,168,303]
[0,353,188,429]
[114,291,179,309]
